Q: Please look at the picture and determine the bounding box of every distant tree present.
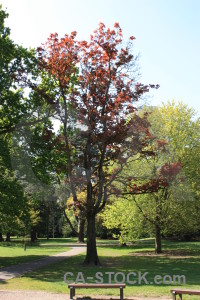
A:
[66,190,87,243]
[11,119,64,241]
[0,136,36,240]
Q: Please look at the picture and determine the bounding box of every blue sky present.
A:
[1,0,200,114]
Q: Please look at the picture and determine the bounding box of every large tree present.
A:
[0,5,44,240]
[37,22,158,264]
[0,5,40,135]
[0,4,57,140]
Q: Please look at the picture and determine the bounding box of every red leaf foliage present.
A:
[37,32,79,90]
[128,162,182,195]
[159,162,182,180]
[36,22,161,209]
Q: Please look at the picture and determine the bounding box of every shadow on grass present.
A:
[0,241,30,248]
[37,238,77,244]
[21,248,200,287]
[1,239,200,297]
[0,254,51,269]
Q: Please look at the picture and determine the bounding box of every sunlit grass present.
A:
[0,240,70,268]
[1,239,200,299]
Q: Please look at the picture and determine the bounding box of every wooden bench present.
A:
[171,289,200,299]
[68,283,126,300]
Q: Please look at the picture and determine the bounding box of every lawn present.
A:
[37,237,119,245]
[0,239,71,268]
[0,239,200,299]
[36,237,78,244]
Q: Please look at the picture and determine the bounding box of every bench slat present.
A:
[171,290,200,295]
[68,283,125,288]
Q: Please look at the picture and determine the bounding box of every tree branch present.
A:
[63,208,78,236]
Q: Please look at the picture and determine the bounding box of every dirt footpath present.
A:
[0,290,171,300]
[0,247,86,281]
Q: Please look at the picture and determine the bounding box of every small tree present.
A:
[130,161,182,253]
[103,143,182,254]
[103,103,199,253]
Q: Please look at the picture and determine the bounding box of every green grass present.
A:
[37,237,119,245]
[1,239,200,299]
[37,237,78,244]
[0,240,70,268]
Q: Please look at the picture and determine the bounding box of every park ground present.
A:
[0,238,200,299]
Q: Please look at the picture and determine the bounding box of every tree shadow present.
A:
[19,250,200,287]
[0,254,51,269]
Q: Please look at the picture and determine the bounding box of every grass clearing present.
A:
[36,237,78,244]
[0,240,71,268]
[0,239,200,299]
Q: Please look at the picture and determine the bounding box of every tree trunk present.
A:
[46,210,49,240]
[155,195,162,254]
[84,214,100,265]
[63,209,78,237]
[31,229,37,242]
[155,224,162,254]
[52,215,55,239]
[121,242,127,247]
[6,232,11,242]
[0,232,4,242]
[78,218,85,243]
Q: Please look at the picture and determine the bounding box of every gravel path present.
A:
[0,290,68,300]
[0,246,86,281]
[0,290,171,300]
